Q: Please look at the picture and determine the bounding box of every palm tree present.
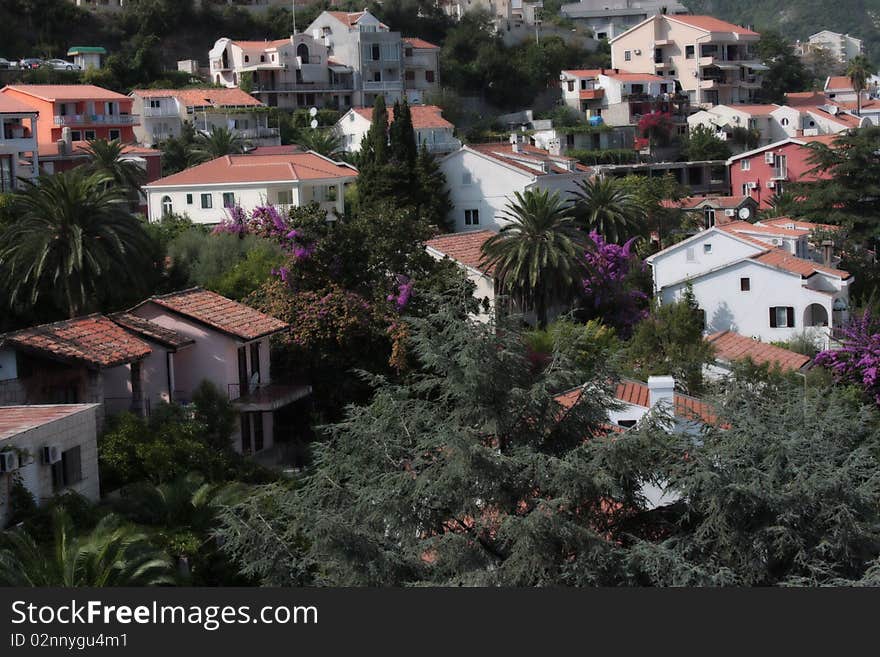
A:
[481,189,586,328]
[0,510,175,586]
[846,55,877,116]
[570,176,644,244]
[0,169,151,318]
[189,126,246,164]
[83,138,147,210]
[761,191,799,219]
[295,127,344,158]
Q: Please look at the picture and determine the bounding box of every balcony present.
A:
[228,382,312,412]
[363,80,403,92]
[420,138,462,153]
[237,126,280,140]
[404,54,436,68]
[54,114,140,127]
[143,106,178,118]
[252,81,354,93]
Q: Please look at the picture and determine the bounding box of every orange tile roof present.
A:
[403,37,440,50]
[1,315,151,368]
[722,220,805,238]
[668,15,759,36]
[2,84,129,102]
[230,39,291,50]
[804,106,862,128]
[467,142,588,176]
[0,405,95,441]
[425,230,496,275]
[352,104,453,130]
[131,88,263,108]
[725,103,779,115]
[751,248,850,279]
[0,95,39,114]
[146,152,357,187]
[38,140,160,159]
[826,76,854,91]
[326,10,388,28]
[109,312,195,350]
[707,331,811,372]
[140,288,288,341]
[760,217,839,232]
[785,91,828,107]
[615,380,650,407]
[562,69,602,78]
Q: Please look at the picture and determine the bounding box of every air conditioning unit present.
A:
[748,182,759,189]
[767,181,777,189]
[764,152,776,164]
[43,444,62,465]
[634,49,642,55]
[0,451,18,473]
[725,209,736,217]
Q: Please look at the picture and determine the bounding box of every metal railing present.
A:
[362,80,403,91]
[142,106,178,118]
[54,114,139,126]
[253,81,354,92]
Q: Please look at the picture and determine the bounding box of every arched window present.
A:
[161,196,172,217]
[297,43,310,64]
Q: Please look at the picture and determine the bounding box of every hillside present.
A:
[683,0,880,61]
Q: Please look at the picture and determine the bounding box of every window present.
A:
[260,54,266,62]
[769,306,795,328]
[740,277,750,291]
[741,159,750,171]
[186,193,193,205]
[617,420,637,428]
[109,129,120,141]
[704,208,715,229]
[685,45,695,59]
[277,190,293,205]
[461,172,472,185]
[250,341,261,384]
[405,47,413,57]
[240,414,252,453]
[703,243,712,254]
[222,192,235,208]
[297,43,310,64]
[253,413,264,452]
[244,55,250,63]
[686,246,695,262]
[742,183,752,196]
[624,50,632,61]
[161,195,172,217]
[781,117,790,126]
[425,70,435,83]
[201,193,213,209]
[464,209,479,226]
[84,130,96,141]
[405,70,415,81]
[52,446,82,491]
[371,44,380,61]
[567,81,575,92]
[71,130,82,141]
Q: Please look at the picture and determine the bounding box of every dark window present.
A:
[253,413,264,452]
[108,129,120,141]
[371,44,380,61]
[237,346,248,395]
[186,193,193,205]
[201,193,213,209]
[685,45,695,59]
[769,306,795,328]
[405,47,413,57]
[240,414,252,453]
[405,70,415,81]
[71,130,82,141]
[425,70,435,83]
[250,342,261,383]
[222,192,235,208]
[617,420,637,428]
[465,209,479,226]
[740,277,750,291]
[52,446,82,491]
[296,43,310,64]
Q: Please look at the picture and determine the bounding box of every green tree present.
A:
[755,30,810,103]
[388,98,418,166]
[570,176,644,244]
[189,126,246,164]
[846,55,877,116]
[0,509,175,587]
[294,127,344,158]
[0,169,150,318]
[481,189,586,328]
[415,145,453,231]
[83,138,147,210]
[158,123,197,175]
[681,124,733,161]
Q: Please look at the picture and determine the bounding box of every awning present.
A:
[232,383,312,412]
[329,64,352,73]
[714,62,741,70]
[745,63,770,71]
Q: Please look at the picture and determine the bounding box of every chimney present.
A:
[510,132,521,153]
[548,137,561,157]
[62,126,72,148]
[648,375,676,414]
[821,239,834,267]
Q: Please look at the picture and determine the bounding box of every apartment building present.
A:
[687,104,802,150]
[561,0,689,41]
[440,0,544,24]
[808,30,863,65]
[402,38,441,104]
[130,87,280,147]
[335,104,460,154]
[0,85,138,145]
[610,14,763,108]
[0,95,39,194]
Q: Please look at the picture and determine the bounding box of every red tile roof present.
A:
[1,315,151,368]
[0,405,95,442]
[352,104,453,130]
[403,37,440,50]
[760,217,839,232]
[467,142,588,176]
[668,15,759,36]
[603,71,666,82]
[785,91,829,107]
[110,313,195,350]
[145,152,357,187]
[0,95,39,114]
[725,103,780,115]
[131,88,263,108]
[615,380,650,407]
[326,11,388,28]
[616,379,716,424]
[707,331,811,372]
[562,69,602,78]
[425,230,496,275]
[2,84,129,102]
[722,220,805,238]
[140,288,288,341]
[826,76,854,91]
[230,39,291,50]
[752,248,850,279]
[38,141,160,159]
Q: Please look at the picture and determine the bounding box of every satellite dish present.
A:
[309,107,318,117]
[310,119,318,129]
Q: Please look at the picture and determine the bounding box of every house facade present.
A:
[687,103,803,150]
[402,38,441,104]
[646,226,852,347]
[560,0,690,41]
[144,150,357,224]
[130,288,310,455]
[610,14,762,108]
[425,230,497,323]
[0,95,39,194]
[440,136,591,232]
[663,195,759,229]
[130,87,280,147]
[0,404,101,527]
[809,31,863,65]
[335,104,460,154]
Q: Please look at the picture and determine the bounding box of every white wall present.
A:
[648,230,763,291]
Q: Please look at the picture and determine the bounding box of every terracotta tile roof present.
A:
[0,405,95,442]
[1,315,151,369]
[145,152,357,187]
[722,220,805,238]
[615,380,650,407]
[760,217,839,232]
[785,91,829,107]
[131,88,263,108]
[725,103,780,115]
[140,288,288,341]
[425,230,496,275]
[326,11,388,28]
[38,140,160,159]
[804,106,862,128]
[707,331,811,372]
[562,69,602,78]
[230,39,291,50]
[352,104,453,130]
[751,248,850,279]
[2,84,129,102]
[467,142,589,176]
[826,76,854,91]
[403,37,440,50]
[0,95,39,114]
[668,15,759,36]
[110,312,195,350]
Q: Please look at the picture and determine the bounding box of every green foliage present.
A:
[680,124,733,161]
[189,126,246,164]
[525,318,620,372]
[753,30,811,103]
[568,148,639,165]
[770,331,822,357]
[571,176,644,244]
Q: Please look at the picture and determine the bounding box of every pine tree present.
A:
[415,145,452,231]
[390,98,418,167]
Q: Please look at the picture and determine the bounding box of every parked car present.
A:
[18,58,43,70]
[0,58,15,69]
[44,59,81,71]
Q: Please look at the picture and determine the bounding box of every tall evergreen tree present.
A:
[415,145,452,231]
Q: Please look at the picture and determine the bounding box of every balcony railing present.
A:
[143,106,178,118]
[238,127,280,139]
[420,139,462,153]
[252,81,354,92]
[363,80,403,92]
[54,114,140,126]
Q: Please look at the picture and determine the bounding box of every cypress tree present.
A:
[416,145,452,231]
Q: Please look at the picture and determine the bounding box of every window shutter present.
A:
[63,446,82,486]
[769,307,777,327]
[787,307,795,328]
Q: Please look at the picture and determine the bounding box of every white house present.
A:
[645,225,853,347]
[440,135,592,232]
[560,0,690,41]
[687,103,803,149]
[144,150,358,224]
[0,94,39,193]
[0,404,101,527]
[66,46,106,70]
[704,330,811,380]
[335,104,460,155]
[809,31,863,65]
[425,230,497,323]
